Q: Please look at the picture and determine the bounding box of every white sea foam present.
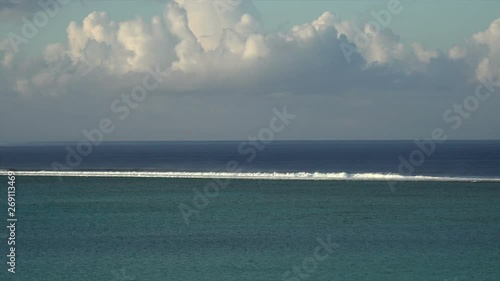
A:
[1,170,500,182]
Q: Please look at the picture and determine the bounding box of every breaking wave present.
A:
[1,170,500,182]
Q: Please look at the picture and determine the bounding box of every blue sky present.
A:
[256,1,499,49]
[0,0,500,141]
[2,1,499,55]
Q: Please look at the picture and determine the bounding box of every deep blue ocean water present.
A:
[0,141,499,280]
[1,141,500,178]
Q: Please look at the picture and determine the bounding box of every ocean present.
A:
[0,141,499,280]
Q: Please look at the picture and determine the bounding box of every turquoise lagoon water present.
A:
[1,176,499,281]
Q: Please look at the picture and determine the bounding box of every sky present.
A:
[0,0,499,141]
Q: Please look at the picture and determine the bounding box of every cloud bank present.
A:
[0,0,499,141]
